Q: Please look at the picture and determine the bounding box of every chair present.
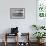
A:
[18,33,30,46]
[4,27,19,46]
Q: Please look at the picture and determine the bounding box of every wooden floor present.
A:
[0,42,46,46]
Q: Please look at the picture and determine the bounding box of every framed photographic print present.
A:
[10,8,25,19]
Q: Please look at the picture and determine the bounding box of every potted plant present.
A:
[32,25,46,43]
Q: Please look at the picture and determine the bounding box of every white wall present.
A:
[0,0,36,42]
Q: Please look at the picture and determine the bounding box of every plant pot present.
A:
[37,39,40,43]
[40,39,45,43]
[37,39,45,44]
